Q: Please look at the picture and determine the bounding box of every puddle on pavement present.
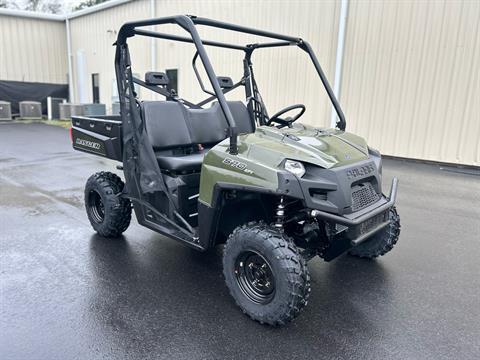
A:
[0,181,84,215]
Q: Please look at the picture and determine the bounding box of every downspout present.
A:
[150,0,157,99]
[66,18,75,102]
[330,0,349,128]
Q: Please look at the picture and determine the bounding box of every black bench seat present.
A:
[141,100,253,173]
[155,151,207,172]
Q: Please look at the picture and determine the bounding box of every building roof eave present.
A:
[0,0,132,22]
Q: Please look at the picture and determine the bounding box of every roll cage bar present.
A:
[115,15,346,155]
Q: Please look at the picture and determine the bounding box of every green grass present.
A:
[44,119,71,129]
[0,119,71,129]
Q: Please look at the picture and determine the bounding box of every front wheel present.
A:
[349,206,401,259]
[223,222,311,326]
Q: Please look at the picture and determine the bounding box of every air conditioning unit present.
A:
[19,101,42,119]
[83,103,106,116]
[59,103,71,120]
[70,104,84,117]
[111,102,120,115]
[47,97,67,120]
[0,101,12,121]
[59,103,84,120]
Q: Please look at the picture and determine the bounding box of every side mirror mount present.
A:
[217,76,234,89]
[145,72,169,86]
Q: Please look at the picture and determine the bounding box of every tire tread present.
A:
[349,207,401,259]
[223,221,311,326]
[85,171,131,238]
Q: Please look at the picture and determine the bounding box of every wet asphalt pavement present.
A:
[1,123,479,360]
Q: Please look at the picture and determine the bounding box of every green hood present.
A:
[200,124,371,205]
[237,124,369,169]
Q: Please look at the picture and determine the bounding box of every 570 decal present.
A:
[222,158,254,175]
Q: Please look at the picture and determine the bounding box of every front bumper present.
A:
[311,177,398,246]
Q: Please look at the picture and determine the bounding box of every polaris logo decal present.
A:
[223,158,254,175]
[346,163,375,179]
[76,138,101,150]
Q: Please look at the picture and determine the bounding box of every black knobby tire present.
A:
[349,206,401,259]
[84,171,131,238]
[223,222,311,326]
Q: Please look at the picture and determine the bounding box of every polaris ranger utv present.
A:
[71,15,400,326]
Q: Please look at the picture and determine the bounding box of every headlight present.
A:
[284,159,306,178]
[368,147,382,174]
[368,146,381,157]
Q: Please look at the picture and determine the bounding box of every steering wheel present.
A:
[267,104,306,128]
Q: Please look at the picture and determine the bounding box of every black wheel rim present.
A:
[234,250,275,304]
[88,190,105,224]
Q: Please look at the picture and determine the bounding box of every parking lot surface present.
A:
[1,123,479,360]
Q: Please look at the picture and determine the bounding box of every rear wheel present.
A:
[349,206,401,259]
[85,171,131,237]
[223,222,311,326]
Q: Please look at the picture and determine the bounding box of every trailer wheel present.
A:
[85,171,131,238]
[223,222,311,326]
[349,207,401,259]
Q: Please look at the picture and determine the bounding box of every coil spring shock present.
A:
[274,196,286,229]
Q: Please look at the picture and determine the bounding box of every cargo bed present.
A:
[71,115,123,161]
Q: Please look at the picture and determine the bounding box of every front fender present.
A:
[199,144,282,206]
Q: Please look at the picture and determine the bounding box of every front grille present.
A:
[351,182,380,211]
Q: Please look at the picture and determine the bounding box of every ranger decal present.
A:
[76,138,101,150]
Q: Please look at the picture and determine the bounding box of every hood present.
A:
[237,124,369,169]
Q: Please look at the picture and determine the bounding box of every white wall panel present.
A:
[151,0,340,127]
[69,0,340,125]
[69,0,152,109]
[68,0,479,165]
[341,0,480,166]
[0,15,67,84]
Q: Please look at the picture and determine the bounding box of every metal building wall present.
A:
[340,0,480,166]
[69,0,340,124]
[68,0,152,107]
[0,15,67,84]
[151,0,340,126]
[68,0,479,166]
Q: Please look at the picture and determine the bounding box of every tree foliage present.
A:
[74,0,108,11]
[1,0,62,14]
[0,0,110,14]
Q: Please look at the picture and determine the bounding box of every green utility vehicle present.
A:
[71,16,400,325]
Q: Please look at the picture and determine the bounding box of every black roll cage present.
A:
[115,15,347,155]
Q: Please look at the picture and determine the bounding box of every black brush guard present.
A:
[311,178,398,246]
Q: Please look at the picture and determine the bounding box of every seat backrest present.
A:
[141,101,191,150]
[224,101,255,134]
[188,105,228,145]
[141,100,255,151]
[211,101,255,135]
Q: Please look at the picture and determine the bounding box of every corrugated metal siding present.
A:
[0,15,67,84]
[340,0,480,166]
[69,0,340,125]
[68,0,479,165]
[152,0,340,127]
[69,0,152,107]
